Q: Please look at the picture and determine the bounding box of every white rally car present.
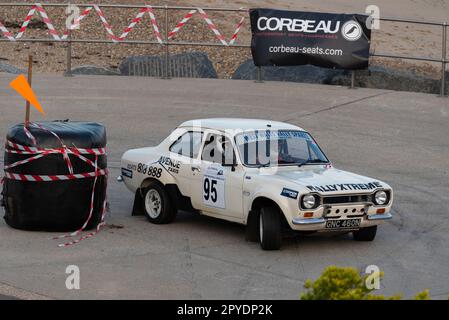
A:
[120,118,393,250]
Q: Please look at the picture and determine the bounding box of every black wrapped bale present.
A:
[1,121,107,231]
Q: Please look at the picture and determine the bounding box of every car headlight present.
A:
[302,194,317,209]
[374,190,388,205]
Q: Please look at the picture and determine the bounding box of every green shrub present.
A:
[300,266,424,300]
[414,290,430,300]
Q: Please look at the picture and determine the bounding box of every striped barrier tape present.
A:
[197,7,228,46]
[93,4,121,42]
[0,123,108,247]
[145,5,163,44]
[0,19,17,41]
[0,4,246,46]
[14,6,36,40]
[229,16,245,45]
[61,6,93,40]
[93,4,163,43]
[5,142,107,155]
[168,9,197,39]
[118,7,149,41]
[23,123,37,145]
[4,169,108,182]
[34,2,60,41]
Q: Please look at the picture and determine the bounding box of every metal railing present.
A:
[0,3,447,96]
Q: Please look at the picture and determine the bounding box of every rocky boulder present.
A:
[330,66,441,94]
[119,52,217,78]
[232,59,346,84]
[0,61,25,74]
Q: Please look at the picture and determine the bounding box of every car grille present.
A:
[322,195,370,205]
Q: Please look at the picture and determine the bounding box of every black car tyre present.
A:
[259,205,282,250]
[353,226,377,241]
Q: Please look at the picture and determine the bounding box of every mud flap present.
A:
[132,188,144,216]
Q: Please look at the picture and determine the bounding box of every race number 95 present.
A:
[202,175,225,209]
[203,177,217,202]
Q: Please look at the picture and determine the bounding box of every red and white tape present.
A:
[52,157,106,247]
[35,3,60,41]
[118,7,149,41]
[61,6,93,40]
[229,16,245,45]
[0,123,108,247]
[93,4,120,42]
[93,4,163,43]
[145,5,163,44]
[0,20,15,41]
[0,3,246,46]
[168,9,197,39]
[4,169,108,182]
[6,140,106,155]
[197,7,228,46]
[14,6,36,40]
[169,8,245,45]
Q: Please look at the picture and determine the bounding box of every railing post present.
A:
[440,22,447,97]
[349,70,355,89]
[163,4,170,79]
[255,66,263,83]
[64,28,73,77]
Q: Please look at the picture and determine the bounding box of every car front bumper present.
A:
[291,213,392,231]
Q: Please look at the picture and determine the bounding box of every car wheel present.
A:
[141,181,176,224]
[259,205,282,250]
[353,226,377,241]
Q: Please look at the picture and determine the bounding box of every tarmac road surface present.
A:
[0,74,448,299]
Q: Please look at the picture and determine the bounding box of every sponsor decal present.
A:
[137,163,163,178]
[236,130,310,144]
[203,165,226,209]
[341,20,363,41]
[250,8,371,69]
[256,16,341,34]
[121,168,133,178]
[158,156,181,174]
[281,188,299,199]
[307,181,382,192]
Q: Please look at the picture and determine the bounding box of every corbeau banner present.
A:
[250,8,371,69]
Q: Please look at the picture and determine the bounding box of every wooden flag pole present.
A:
[25,54,33,125]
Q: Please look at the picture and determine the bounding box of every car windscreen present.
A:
[235,130,329,167]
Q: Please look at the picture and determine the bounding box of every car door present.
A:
[192,131,244,220]
[167,130,203,208]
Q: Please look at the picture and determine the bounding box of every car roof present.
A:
[179,118,305,132]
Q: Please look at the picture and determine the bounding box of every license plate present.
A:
[325,219,361,230]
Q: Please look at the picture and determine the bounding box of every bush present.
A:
[300,266,430,300]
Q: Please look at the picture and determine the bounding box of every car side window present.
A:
[169,131,203,158]
[201,133,235,164]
